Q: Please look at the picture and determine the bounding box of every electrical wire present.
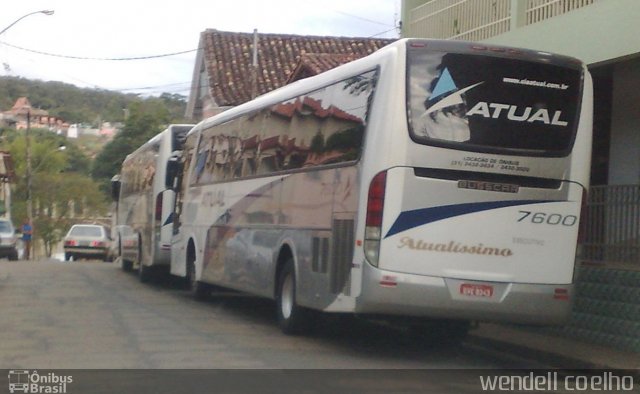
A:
[368,27,399,38]
[0,23,396,94]
[115,81,194,92]
[0,40,199,61]
[331,10,394,27]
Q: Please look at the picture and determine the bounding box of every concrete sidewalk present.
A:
[467,323,639,373]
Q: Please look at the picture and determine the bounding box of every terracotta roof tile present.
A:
[271,96,363,124]
[200,30,395,107]
[286,53,361,84]
[11,97,31,111]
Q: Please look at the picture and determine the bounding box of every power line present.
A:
[0,40,199,61]
[331,10,394,27]
[116,81,194,92]
[369,27,399,38]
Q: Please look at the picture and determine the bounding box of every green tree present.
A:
[30,172,107,257]
[91,101,170,190]
[6,132,107,257]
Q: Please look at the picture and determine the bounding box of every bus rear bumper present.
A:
[356,265,573,325]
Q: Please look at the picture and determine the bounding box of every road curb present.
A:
[466,334,593,369]
[466,328,640,380]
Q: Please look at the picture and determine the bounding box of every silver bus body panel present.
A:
[177,166,359,310]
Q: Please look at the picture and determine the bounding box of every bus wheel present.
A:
[276,259,310,335]
[122,259,133,272]
[138,262,153,283]
[186,258,208,300]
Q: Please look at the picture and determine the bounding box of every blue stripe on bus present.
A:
[384,200,561,238]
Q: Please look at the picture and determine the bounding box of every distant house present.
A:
[2,97,69,133]
[99,122,117,138]
[185,29,395,121]
[67,124,80,139]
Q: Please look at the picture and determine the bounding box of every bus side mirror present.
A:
[166,157,182,189]
[110,175,121,201]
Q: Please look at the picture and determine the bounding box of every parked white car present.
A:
[63,224,112,262]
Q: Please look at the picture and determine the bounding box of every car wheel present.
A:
[64,253,72,261]
[276,258,311,335]
[8,249,17,261]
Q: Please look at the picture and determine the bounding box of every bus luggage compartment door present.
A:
[377,167,583,285]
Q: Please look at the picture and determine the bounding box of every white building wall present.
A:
[67,124,79,139]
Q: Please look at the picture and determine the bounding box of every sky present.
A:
[0,0,400,96]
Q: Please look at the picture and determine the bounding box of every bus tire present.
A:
[138,262,153,283]
[122,259,133,272]
[276,258,310,335]
[137,234,153,283]
[186,258,208,300]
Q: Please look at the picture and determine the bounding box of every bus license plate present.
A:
[460,283,494,298]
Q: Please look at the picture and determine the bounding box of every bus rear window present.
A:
[407,50,583,156]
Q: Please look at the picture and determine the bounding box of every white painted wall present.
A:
[483,0,640,66]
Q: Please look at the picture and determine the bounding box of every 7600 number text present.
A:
[517,211,577,226]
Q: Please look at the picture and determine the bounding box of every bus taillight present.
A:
[364,171,387,267]
[155,194,163,222]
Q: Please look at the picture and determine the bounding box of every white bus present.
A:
[112,124,194,281]
[169,39,592,335]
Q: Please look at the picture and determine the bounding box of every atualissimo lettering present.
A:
[398,237,513,257]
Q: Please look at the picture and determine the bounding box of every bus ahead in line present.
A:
[167,39,592,336]
[112,124,194,282]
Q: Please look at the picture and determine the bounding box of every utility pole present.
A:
[26,110,33,260]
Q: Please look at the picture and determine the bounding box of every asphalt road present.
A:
[0,259,514,392]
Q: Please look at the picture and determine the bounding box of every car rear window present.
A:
[69,226,103,237]
[0,221,13,232]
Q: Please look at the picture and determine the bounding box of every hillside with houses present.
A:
[0,76,187,133]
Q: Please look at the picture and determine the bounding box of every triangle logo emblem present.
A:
[429,68,458,101]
